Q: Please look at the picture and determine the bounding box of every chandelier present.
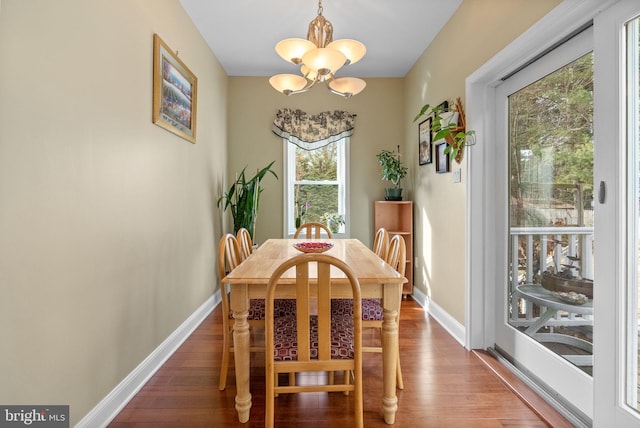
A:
[269,0,366,98]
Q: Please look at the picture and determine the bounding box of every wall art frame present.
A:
[418,117,432,165]
[435,142,450,173]
[152,34,198,143]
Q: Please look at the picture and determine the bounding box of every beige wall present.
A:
[404,0,561,324]
[0,0,227,424]
[227,77,404,245]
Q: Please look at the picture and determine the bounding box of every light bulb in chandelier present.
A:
[328,77,367,98]
[269,0,366,97]
[302,48,346,77]
[327,39,366,65]
[269,74,309,95]
[275,38,316,64]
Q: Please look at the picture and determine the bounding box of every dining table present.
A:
[222,238,406,425]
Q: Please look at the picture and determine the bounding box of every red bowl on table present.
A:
[292,242,334,253]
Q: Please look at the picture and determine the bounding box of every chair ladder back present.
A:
[224,234,243,272]
[236,227,253,260]
[218,234,243,320]
[294,222,333,239]
[316,261,333,361]
[385,235,407,277]
[295,262,311,362]
[217,235,232,320]
[372,227,390,258]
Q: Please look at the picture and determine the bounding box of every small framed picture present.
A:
[152,34,198,143]
[418,117,432,165]
[435,142,450,173]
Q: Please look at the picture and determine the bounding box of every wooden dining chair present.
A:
[217,233,266,390]
[372,227,390,258]
[236,227,253,260]
[380,234,406,389]
[331,234,406,389]
[265,253,363,428]
[217,233,298,390]
[293,221,333,239]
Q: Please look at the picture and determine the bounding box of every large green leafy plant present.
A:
[217,161,278,238]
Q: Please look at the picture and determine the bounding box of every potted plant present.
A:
[413,97,475,163]
[320,212,345,233]
[376,147,408,201]
[217,161,278,239]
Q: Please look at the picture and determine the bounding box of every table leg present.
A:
[381,284,400,424]
[230,283,252,423]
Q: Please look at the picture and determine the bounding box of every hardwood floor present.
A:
[109,298,573,427]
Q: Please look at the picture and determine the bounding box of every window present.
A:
[284,138,349,236]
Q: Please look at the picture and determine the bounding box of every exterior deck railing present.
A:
[510,226,594,327]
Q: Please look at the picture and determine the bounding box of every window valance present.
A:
[272,108,356,150]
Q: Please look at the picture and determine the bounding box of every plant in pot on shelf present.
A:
[320,212,345,234]
[217,160,278,240]
[376,147,408,201]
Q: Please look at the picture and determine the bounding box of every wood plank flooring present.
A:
[109,298,574,427]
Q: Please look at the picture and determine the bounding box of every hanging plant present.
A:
[414,98,476,163]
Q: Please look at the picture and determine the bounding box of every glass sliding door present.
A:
[494,27,595,419]
[507,51,595,375]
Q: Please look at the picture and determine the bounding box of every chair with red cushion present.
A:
[265,253,363,428]
[330,234,406,389]
[217,234,265,390]
[217,233,298,390]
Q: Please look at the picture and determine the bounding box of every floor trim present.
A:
[75,294,218,428]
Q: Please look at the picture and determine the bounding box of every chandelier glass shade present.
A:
[269,0,366,98]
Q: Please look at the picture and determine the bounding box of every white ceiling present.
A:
[178,0,462,78]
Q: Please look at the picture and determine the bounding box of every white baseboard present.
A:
[76,293,219,428]
[409,288,466,347]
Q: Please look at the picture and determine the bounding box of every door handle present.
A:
[598,181,606,204]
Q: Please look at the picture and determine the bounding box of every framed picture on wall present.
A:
[418,117,432,165]
[435,142,449,173]
[152,33,198,143]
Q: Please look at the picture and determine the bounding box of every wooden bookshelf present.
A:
[374,200,413,296]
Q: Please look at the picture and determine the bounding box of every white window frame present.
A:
[282,138,350,237]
